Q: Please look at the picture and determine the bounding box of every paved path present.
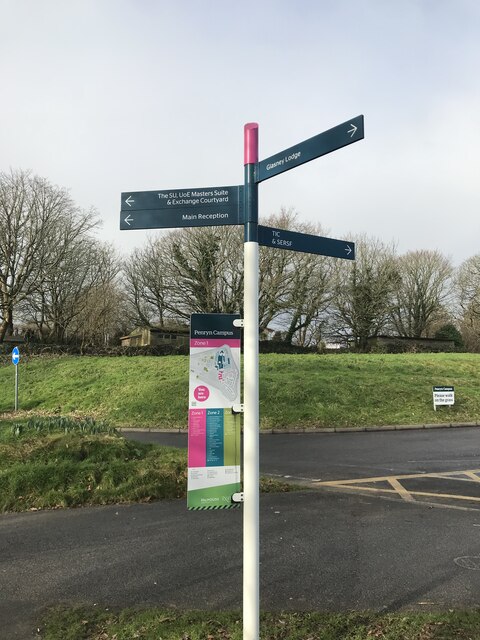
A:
[3,428,480,638]
[124,425,480,484]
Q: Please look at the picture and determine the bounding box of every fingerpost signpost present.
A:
[121,114,364,640]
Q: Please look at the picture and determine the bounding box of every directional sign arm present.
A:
[120,186,244,230]
[256,115,364,183]
[258,225,355,260]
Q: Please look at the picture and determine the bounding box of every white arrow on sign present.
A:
[124,214,134,226]
[347,124,357,138]
[125,196,135,207]
[345,245,353,256]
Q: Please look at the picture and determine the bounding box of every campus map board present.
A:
[187,313,241,509]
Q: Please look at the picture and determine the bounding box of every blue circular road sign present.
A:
[12,347,20,365]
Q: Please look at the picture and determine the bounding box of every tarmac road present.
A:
[3,427,480,639]
[123,425,480,480]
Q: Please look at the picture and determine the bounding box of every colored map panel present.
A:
[190,344,240,404]
[189,314,241,409]
[187,314,242,510]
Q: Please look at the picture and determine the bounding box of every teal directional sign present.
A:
[256,115,364,183]
[258,225,355,260]
[120,185,244,230]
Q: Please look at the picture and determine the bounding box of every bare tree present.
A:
[123,238,172,327]
[123,208,335,344]
[258,209,297,332]
[390,250,453,338]
[456,254,480,351]
[329,235,399,350]
[168,226,244,317]
[282,251,333,345]
[21,214,102,342]
[123,226,244,326]
[259,208,333,345]
[0,169,92,341]
[65,244,125,347]
[456,255,480,318]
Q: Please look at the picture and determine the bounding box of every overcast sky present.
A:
[1,0,479,265]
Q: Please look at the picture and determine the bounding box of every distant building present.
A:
[120,326,189,348]
[3,328,25,345]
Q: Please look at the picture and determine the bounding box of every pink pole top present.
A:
[244,122,259,165]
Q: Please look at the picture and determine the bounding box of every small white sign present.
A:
[433,386,454,410]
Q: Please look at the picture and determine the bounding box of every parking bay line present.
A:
[313,468,480,505]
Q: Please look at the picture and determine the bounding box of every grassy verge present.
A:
[260,352,480,429]
[0,355,190,427]
[0,417,293,512]
[1,353,480,430]
[39,606,480,639]
[0,417,187,512]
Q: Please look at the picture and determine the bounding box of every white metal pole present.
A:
[243,122,260,640]
[14,364,18,412]
[243,240,259,640]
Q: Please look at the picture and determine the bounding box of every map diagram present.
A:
[190,344,239,402]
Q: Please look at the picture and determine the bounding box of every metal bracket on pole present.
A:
[232,404,244,414]
[232,492,244,503]
[233,318,244,328]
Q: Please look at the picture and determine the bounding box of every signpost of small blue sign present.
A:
[12,347,19,411]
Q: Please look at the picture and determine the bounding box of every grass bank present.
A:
[0,417,187,512]
[0,416,293,512]
[40,606,480,639]
[0,353,479,430]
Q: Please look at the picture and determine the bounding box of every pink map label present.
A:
[193,385,210,402]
